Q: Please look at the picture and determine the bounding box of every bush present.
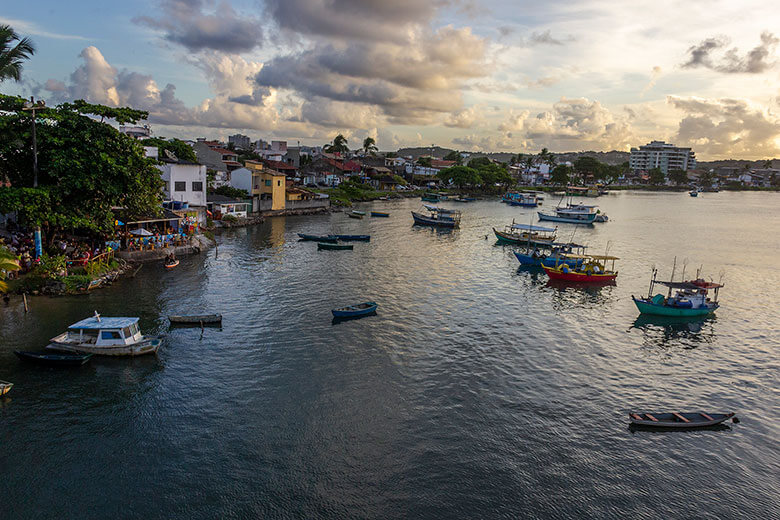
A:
[63,275,92,293]
[34,254,67,279]
[222,214,239,223]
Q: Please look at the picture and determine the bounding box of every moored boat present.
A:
[351,210,367,216]
[514,242,588,267]
[629,412,735,429]
[298,233,338,243]
[370,211,390,217]
[538,211,597,224]
[411,204,462,228]
[317,242,353,250]
[332,301,378,318]
[14,350,93,367]
[508,193,540,207]
[328,234,370,241]
[348,212,364,219]
[493,222,557,246]
[690,190,698,197]
[0,380,13,397]
[168,314,223,324]
[542,254,619,283]
[164,259,179,269]
[46,314,161,356]
[421,194,439,202]
[632,268,723,317]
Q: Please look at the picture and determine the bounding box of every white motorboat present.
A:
[47,313,161,356]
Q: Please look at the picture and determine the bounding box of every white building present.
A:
[630,140,696,174]
[228,133,251,150]
[145,148,207,208]
[119,124,152,139]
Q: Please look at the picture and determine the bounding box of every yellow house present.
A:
[246,160,286,211]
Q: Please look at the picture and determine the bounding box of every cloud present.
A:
[0,16,88,40]
[444,105,483,128]
[640,66,662,97]
[528,30,568,46]
[452,133,513,151]
[682,31,778,73]
[668,95,780,159]
[133,0,262,53]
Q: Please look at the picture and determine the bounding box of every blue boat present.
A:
[412,205,461,228]
[514,242,588,268]
[328,234,370,241]
[298,233,338,243]
[14,350,93,367]
[332,301,378,318]
[371,211,390,217]
[538,211,596,224]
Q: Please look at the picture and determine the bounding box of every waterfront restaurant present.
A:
[206,194,251,219]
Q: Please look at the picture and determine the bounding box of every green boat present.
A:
[421,194,439,202]
[317,242,353,251]
[632,268,722,317]
[351,210,366,216]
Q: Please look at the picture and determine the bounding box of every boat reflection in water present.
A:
[544,278,616,309]
[630,314,717,351]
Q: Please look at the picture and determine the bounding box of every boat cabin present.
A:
[64,317,144,346]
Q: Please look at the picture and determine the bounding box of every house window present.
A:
[192,181,203,192]
[174,181,186,191]
[265,180,272,186]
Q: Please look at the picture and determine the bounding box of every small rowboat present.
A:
[164,260,179,269]
[348,212,363,219]
[0,380,12,397]
[298,233,338,243]
[351,210,367,216]
[332,301,378,318]
[629,412,736,429]
[328,234,370,241]
[14,350,93,367]
[168,314,222,325]
[371,211,390,217]
[318,242,353,251]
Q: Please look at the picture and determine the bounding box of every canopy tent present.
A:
[422,204,460,215]
[129,228,153,236]
[511,223,556,232]
[589,255,620,260]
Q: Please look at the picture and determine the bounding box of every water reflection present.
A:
[631,314,717,352]
[544,279,617,309]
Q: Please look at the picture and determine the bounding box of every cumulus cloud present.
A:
[682,31,778,73]
[668,95,780,158]
[444,105,483,128]
[452,133,514,151]
[640,66,662,97]
[133,0,262,53]
[528,30,568,46]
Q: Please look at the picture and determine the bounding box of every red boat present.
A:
[542,254,619,283]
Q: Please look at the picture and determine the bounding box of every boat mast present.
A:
[648,267,657,298]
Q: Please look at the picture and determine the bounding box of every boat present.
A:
[453,197,470,203]
[493,223,557,246]
[164,259,179,269]
[46,313,162,356]
[318,242,353,250]
[463,197,476,202]
[629,412,735,429]
[508,193,540,207]
[168,314,223,325]
[348,212,364,219]
[0,380,12,397]
[14,350,93,367]
[542,254,619,283]
[565,203,608,222]
[411,204,462,228]
[370,211,390,217]
[298,233,338,243]
[377,196,390,201]
[421,194,439,202]
[351,210,366,216]
[690,190,699,197]
[332,301,378,318]
[632,268,723,317]
[538,211,597,224]
[514,242,588,268]
[328,234,370,241]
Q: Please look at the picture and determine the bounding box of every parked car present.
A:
[305,183,317,188]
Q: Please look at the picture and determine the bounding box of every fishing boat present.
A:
[14,351,93,367]
[348,212,364,219]
[629,412,735,429]
[453,197,470,203]
[351,210,366,216]
[421,194,439,202]
[0,380,13,397]
[566,203,608,222]
[332,301,378,318]
[632,268,723,317]
[164,259,180,269]
[689,190,699,197]
[508,193,540,207]
[317,242,353,250]
[493,223,557,246]
[371,211,390,217]
[298,233,338,243]
[328,234,370,241]
[514,242,588,268]
[46,313,162,356]
[542,254,619,283]
[411,204,462,228]
[168,314,223,325]
[538,210,597,224]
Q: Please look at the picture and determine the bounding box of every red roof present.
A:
[323,157,361,172]
[431,159,455,168]
[264,159,297,171]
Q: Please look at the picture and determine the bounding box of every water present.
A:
[1,191,778,519]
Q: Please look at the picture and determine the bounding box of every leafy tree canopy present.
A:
[324,133,349,155]
[573,156,605,178]
[141,137,198,163]
[416,156,433,167]
[437,165,481,188]
[648,167,666,185]
[467,156,492,169]
[668,169,689,186]
[443,150,463,165]
[0,24,35,83]
[210,185,249,199]
[550,164,571,186]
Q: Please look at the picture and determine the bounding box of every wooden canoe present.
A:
[629,412,735,428]
[348,212,363,219]
[371,211,390,217]
[298,233,338,243]
[168,314,223,324]
[318,242,353,250]
[14,350,93,367]
[0,380,12,397]
[164,260,180,269]
[328,234,370,241]
[332,301,378,318]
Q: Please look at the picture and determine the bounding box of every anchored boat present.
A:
[542,254,619,283]
[493,223,557,246]
[629,412,735,429]
[46,313,162,356]
[318,242,353,250]
[411,204,462,228]
[514,242,588,268]
[332,301,378,318]
[538,210,597,224]
[632,268,723,317]
[370,211,390,217]
[298,233,338,243]
[328,234,370,241]
[14,351,93,367]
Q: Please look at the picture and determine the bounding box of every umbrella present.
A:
[129,228,153,236]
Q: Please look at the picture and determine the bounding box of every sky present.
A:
[2,0,780,159]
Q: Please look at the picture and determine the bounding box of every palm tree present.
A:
[763,159,773,169]
[0,246,20,293]
[324,134,349,156]
[0,25,36,83]
[362,137,378,156]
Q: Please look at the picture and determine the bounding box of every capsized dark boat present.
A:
[328,234,370,241]
[168,314,223,325]
[298,233,338,243]
[318,242,354,250]
[629,412,736,428]
[14,350,93,367]
[332,301,378,318]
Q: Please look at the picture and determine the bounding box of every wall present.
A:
[159,163,207,207]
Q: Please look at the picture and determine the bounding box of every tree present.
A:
[0,94,163,235]
[523,156,535,173]
[648,167,665,185]
[668,169,689,186]
[698,170,714,188]
[0,245,20,293]
[467,156,491,169]
[362,137,378,156]
[550,164,570,186]
[573,156,604,180]
[416,156,433,167]
[444,150,462,165]
[324,134,349,155]
[763,159,773,169]
[141,137,198,163]
[211,185,249,199]
[0,24,35,83]
[437,166,481,189]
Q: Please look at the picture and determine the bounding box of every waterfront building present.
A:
[119,124,151,139]
[629,140,696,174]
[144,148,207,223]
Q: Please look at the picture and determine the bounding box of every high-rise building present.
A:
[228,133,252,150]
[629,140,696,174]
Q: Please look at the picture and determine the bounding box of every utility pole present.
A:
[22,97,46,258]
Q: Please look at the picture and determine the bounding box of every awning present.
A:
[511,224,556,232]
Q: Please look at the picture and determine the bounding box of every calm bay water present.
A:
[1,191,778,519]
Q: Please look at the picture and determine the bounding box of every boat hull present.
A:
[347,213,363,219]
[421,196,439,202]
[632,296,717,317]
[164,260,179,269]
[543,266,617,283]
[514,252,584,268]
[317,243,353,250]
[332,302,378,318]
[298,234,338,243]
[411,211,458,228]
[0,381,13,396]
[370,212,389,217]
[328,235,370,241]
[629,412,734,428]
[538,212,596,224]
[14,351,93,366]
[494,229,555,247]
[47,337,162,356]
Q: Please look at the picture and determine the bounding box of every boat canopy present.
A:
[68,317,139,330]
[560,253,591,259]
[510,224,556,232]
[422,204,461,215]
[589,255,620,260]
[655,281,711,290]
[551,242,587,249]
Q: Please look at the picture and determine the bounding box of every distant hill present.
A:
[395,147,630,165]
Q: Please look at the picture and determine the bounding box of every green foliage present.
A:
[0,94,163,233]
[573,157,604,178]
[63,274,92,293]
[0,24,36,83]
[668,169,689,185]
[392,174,407,185]
[416,156,433,167]
[211,185,249,199]
[33,253,66,279]
[649,167,666,185]
[324,134,349,154]
[362,137,378,156]
[550,164,571,186]
[467,157,492,169]
[444,150,463,165]
[698,170,714,187]
[222,214,239,223]
[0,244,20,292]
[141,137,198,163]
[437,166,481,189]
